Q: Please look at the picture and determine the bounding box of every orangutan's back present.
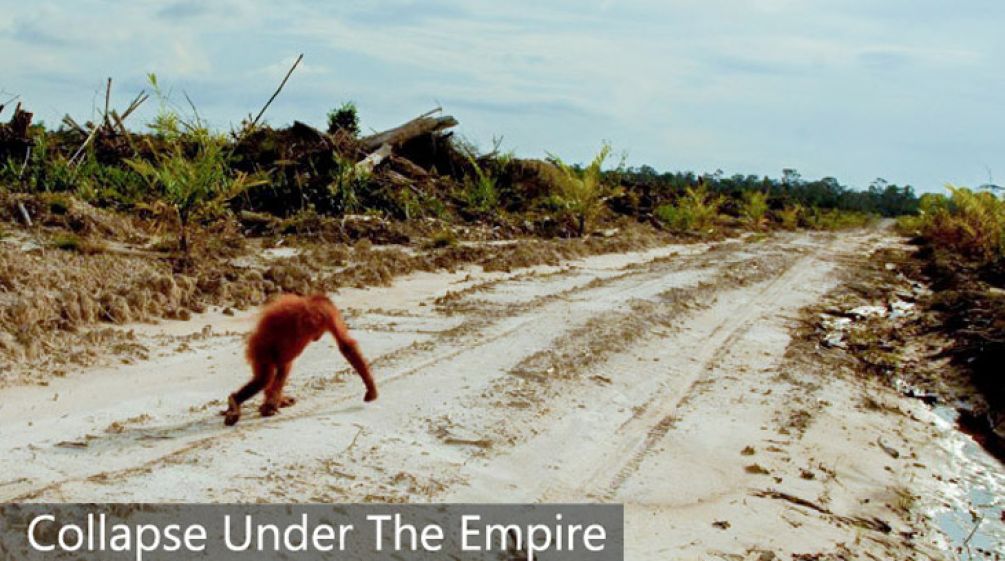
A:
[247,294,325,365]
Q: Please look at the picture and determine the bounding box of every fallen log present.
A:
[354,143,392,174]
[389,154,430,178]
[359,109,458,151]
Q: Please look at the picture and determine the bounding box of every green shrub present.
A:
[327,102,360,137]
[803,208,875,230]
[73,159,148,207]
[127,78,267,255]
[460,154,500,215]
[2,133,81,194]
[740,191,769,230]
[775,204,802,231]
[547,143,618,236]
[327,154,370,214]
[655,185,724,234]
[902,186,1005,262]
[128,131,263,253]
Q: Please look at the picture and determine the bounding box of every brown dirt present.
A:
[0,214,667,384]
[799,240,1005,462]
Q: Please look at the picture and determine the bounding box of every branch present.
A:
[249,53,304,130]
[103,77,112,128]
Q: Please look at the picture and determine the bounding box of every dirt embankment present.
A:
[804,238,1005,464]
[1,227,1000,559]
[0,207,666,385]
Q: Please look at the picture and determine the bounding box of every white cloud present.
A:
[0,0,1002,191]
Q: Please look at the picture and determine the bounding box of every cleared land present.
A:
[0,229,1001,559]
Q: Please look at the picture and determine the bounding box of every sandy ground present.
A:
[1,230,1002,559]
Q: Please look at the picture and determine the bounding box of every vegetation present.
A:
[460,152,500,215]
[739,191,769,230]
[617,167,917,219]
[327,154,369,215]
[0,75,913,254]
[327,102,360,137]
[890,184,1005,454]
[654,185,724,234]
[898,185,1005,263]
[546,144,619,237]
[802,208,875,231]
[775,204,802,231]
[126,83,267,255]
[0,74,938,384]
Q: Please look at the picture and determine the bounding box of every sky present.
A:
[1,0,1003,193]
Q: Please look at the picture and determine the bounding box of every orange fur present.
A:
[224,294,377,426]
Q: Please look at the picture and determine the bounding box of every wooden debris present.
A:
[360,108,458,151]
[355,143,392,174]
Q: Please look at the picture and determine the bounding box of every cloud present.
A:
[0,0,1002,191]
[156,1,211,21]
[8,18,71,46]
[161,41,212,77]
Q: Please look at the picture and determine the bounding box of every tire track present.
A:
[437,231,882,504]
[4,237,742,501]
[593,248,825,500]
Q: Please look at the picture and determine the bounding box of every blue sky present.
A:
[1,0,1002,193]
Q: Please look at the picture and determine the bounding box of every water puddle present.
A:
[928,405,1004,559]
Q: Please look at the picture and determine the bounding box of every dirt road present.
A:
[1,230,1001,559]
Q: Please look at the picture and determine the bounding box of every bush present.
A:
[901,186,1005,263]
[740,191,769,230]
[547,144,618,236]
[460,154,500,215]
[327,102,360,137]
[655,185,724,234]
[73,159,148,208]
[128,131,263,254]
[127,79,267,255]
[327,154,369,214]
[775,204,802,231]
[1,132,147,206]
[803,208,875,231]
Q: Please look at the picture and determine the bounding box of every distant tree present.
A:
[782,168,803,187]
[613,165,919,218]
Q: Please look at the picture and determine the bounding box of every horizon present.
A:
[2,1,1003,194]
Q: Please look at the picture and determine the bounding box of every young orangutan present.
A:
[223,293,377,426]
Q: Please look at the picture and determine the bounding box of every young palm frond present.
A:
[547,143,617,236]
